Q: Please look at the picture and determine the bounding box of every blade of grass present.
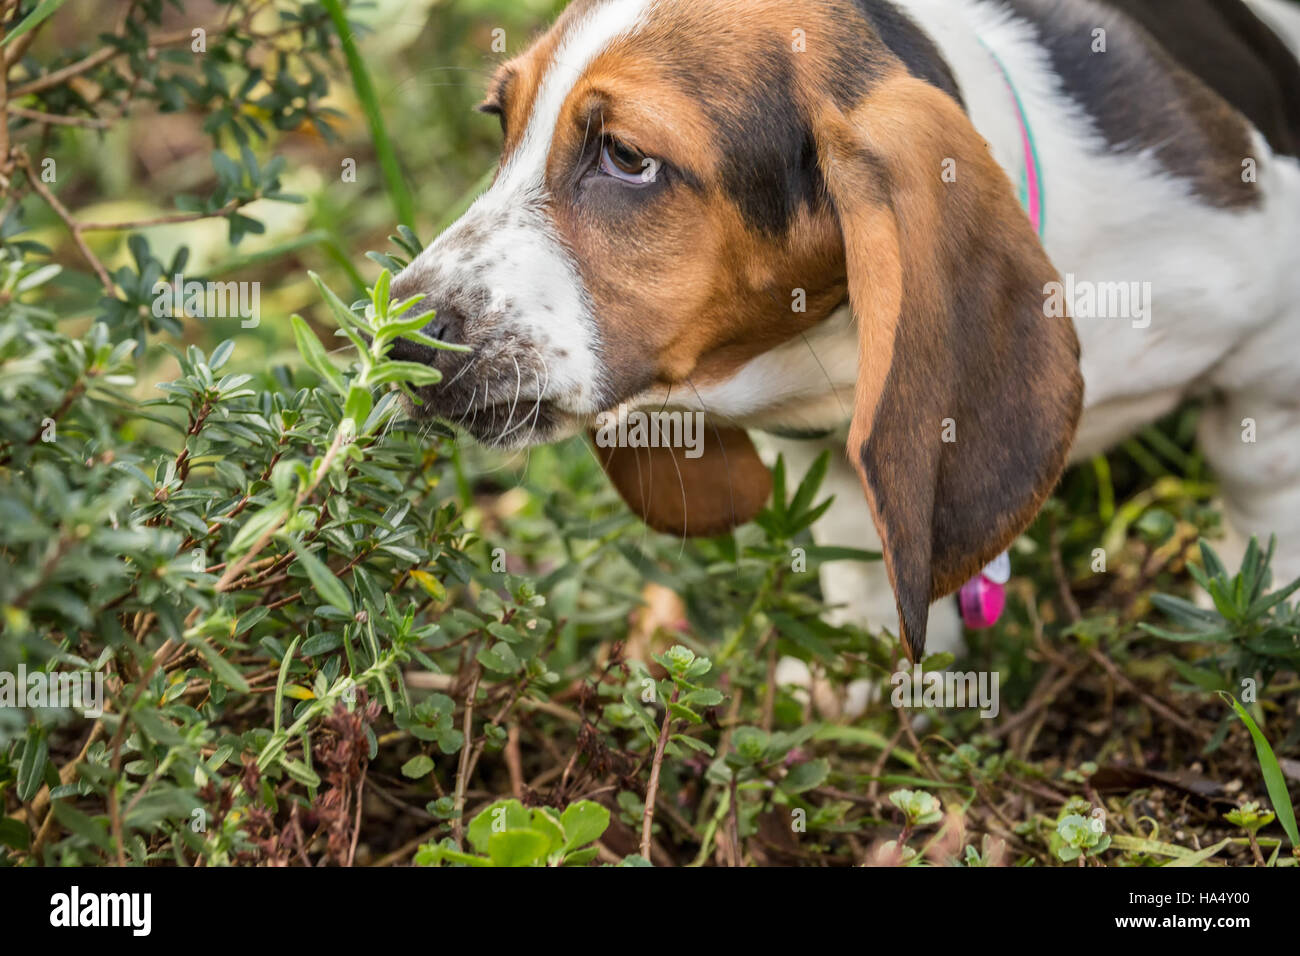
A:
[1121,437,1166,478]
[274,636,303,735]
[1092,454,1115,523]
[320,0,415,227]
[814,725,920,770]
[1219,691,1299,848]
[861,774,974,794]
[1,0,70,48]
[319,239,368,297]
[1139,424,1197,475]
[1110,834,1196,859]
[1164,837,1232,867]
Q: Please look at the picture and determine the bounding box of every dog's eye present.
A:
[599,138,660,185]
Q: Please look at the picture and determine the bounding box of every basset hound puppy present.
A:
[388,0,1300,662]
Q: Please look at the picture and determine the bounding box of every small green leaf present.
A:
[487,828,551,867]
[0,817,30,850]
[309,270,368,331]
[344,384,373,427]
[290,315,345,394]
[529,809,566,858]
[467,800,531,854]
[560,800,611,851]
[273,635,302,736]
[51,801,114,853]
[185,636,251,694]
[682,688,724,708]
[228,501,290,556]
[293,543,353,614]
[667,701,702,725]
[367,361,444,387]
[402,755,435,779]
[280,757,322,789]
[781,758,830,794]
[17,726,48,803]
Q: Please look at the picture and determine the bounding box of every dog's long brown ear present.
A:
[594,425,772,539]
[816,74,1083,661]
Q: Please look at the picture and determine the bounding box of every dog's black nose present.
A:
[385,304,466,364]
[386,335,437,364]
[425,305,466,347]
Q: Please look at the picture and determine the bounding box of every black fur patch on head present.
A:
[705,44,825,237]
[697,1,966,238]
[849,0,965,108]
[614,0,969,239]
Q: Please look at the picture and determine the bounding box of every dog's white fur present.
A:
[403,0,1300,655]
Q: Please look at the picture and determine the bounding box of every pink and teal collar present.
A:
[981,41,1045,237]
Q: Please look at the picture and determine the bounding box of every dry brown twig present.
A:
[640,685,678,860]
[450,662,482,849]
[13,150,114,292]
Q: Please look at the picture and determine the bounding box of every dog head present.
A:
[390,0,1083,657]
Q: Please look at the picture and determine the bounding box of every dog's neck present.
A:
[888,0,1049,213]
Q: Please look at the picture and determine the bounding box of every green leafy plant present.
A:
[1224,801,1276,866]
[1142,537,1300,749]
[415,798,615,867]
[960,835,1006,867]
[1053,812,1111,865]
[1143,537,1300,693]
[1224,800,1275,833]
[0,261,481,864]
[874,788,944,865]
[889,788,944,828]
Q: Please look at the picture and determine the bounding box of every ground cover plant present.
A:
[0,0,1296,867]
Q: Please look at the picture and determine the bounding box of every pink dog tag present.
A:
[958,553,1009,629]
